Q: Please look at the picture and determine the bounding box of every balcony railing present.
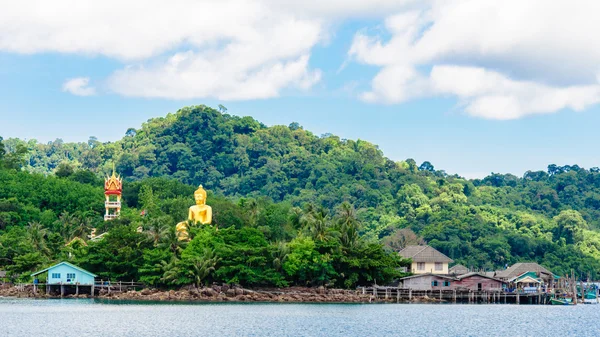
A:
[104,214,119,221]
[105,201,121,207]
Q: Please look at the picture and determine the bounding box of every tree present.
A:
[382,228,425,251]
[55,162,75,178]
[553,210,587,245]
[419,161,435,172]
[0,136,5,161]
[2,142,28,170]
[125,128,137,137]
[217,104,228,113]
[337,202,360,248]
[27,222,50,256]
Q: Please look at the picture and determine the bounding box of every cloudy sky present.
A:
[1,0,600,178]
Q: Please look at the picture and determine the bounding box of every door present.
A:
[478,283,482,291]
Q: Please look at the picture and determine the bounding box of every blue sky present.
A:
[1,1,600,178]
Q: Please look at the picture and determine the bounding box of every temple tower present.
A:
[104,165,123,221]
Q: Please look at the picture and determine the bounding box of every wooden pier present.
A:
[17,280,144,297]
[361,287,552,304]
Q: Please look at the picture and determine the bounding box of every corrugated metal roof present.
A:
[494,263,552,280]
[449,264,469,275]
[398,245,454,263]
[31,261,97,277]
[456,272,506,283]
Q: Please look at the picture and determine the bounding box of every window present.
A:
[51,273,61,279]
[432,280,439,287]
[435,262,443,271]
[443,281,451,287]
[67,273,75,279]
[417,262,425,271]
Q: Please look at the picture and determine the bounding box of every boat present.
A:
[550,298,575,305]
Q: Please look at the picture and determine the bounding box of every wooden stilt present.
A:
[76,285,79,296]
[60,285,64,297]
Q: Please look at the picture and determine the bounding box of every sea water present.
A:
[0,297,598,336]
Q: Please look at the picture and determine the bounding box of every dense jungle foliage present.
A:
[2,105,600,286]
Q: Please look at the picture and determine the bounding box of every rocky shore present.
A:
[0,284,442,304]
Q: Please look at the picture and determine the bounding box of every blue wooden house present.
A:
[32,261,97,296]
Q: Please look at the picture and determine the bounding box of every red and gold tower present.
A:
[104,166,123,221]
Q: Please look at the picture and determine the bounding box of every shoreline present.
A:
[0,285,441,304]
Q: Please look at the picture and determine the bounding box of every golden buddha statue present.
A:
[176,185,212,240]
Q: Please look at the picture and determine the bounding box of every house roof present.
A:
[400,273,457,281]
[494,263,553,280]
[449,264,469,275]
[398,245,454,263]
[31,261,97,277]
[456,272,506,283]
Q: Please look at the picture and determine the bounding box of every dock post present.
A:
[516,294,520,305]
[439,289,442,301]
[453,290,456,303]
[60,285,64,297]
[46,284,49,295]
[362,287,365,295]
[396,289,400,303]
[409,289,412,301]
[76,285,79,296]
[91,284,95,297]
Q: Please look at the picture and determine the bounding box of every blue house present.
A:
[31,261,97,296]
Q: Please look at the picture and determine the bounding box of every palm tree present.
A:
[337,202,361,248]
[28,221,49,255]
[55,212,78,242]
[158,226,186,256]
[245,199,260,226]
[272,242,289,271]
[303,206,334,242]
[72,217,92,240]
[144,218,170,246]
[187,248,220,288]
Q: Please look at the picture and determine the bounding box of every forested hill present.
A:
[3,105,600,280]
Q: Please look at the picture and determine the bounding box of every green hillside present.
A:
[2,105,600,285]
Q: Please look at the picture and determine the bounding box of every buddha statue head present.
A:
[194,185,207,205]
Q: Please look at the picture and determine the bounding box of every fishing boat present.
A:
[550,297,575,305]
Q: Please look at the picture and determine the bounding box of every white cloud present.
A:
[349,0,600,119]
[0,0,417,100]
[62,77,96,96]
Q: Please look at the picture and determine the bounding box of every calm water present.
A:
[1,297,599,336]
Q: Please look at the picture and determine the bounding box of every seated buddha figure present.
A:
[176,185,212,241]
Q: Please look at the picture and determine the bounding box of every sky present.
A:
[2,0,600,178]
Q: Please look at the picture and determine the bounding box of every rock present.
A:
[226,289,236,297]
[234,287,244,296]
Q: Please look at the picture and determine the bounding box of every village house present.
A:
[400,273,456,290]
[399,245,453,274]
[454,272,505,292]
[493,262,555,288]
[31,261,97,296]
[399,272,506,291]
